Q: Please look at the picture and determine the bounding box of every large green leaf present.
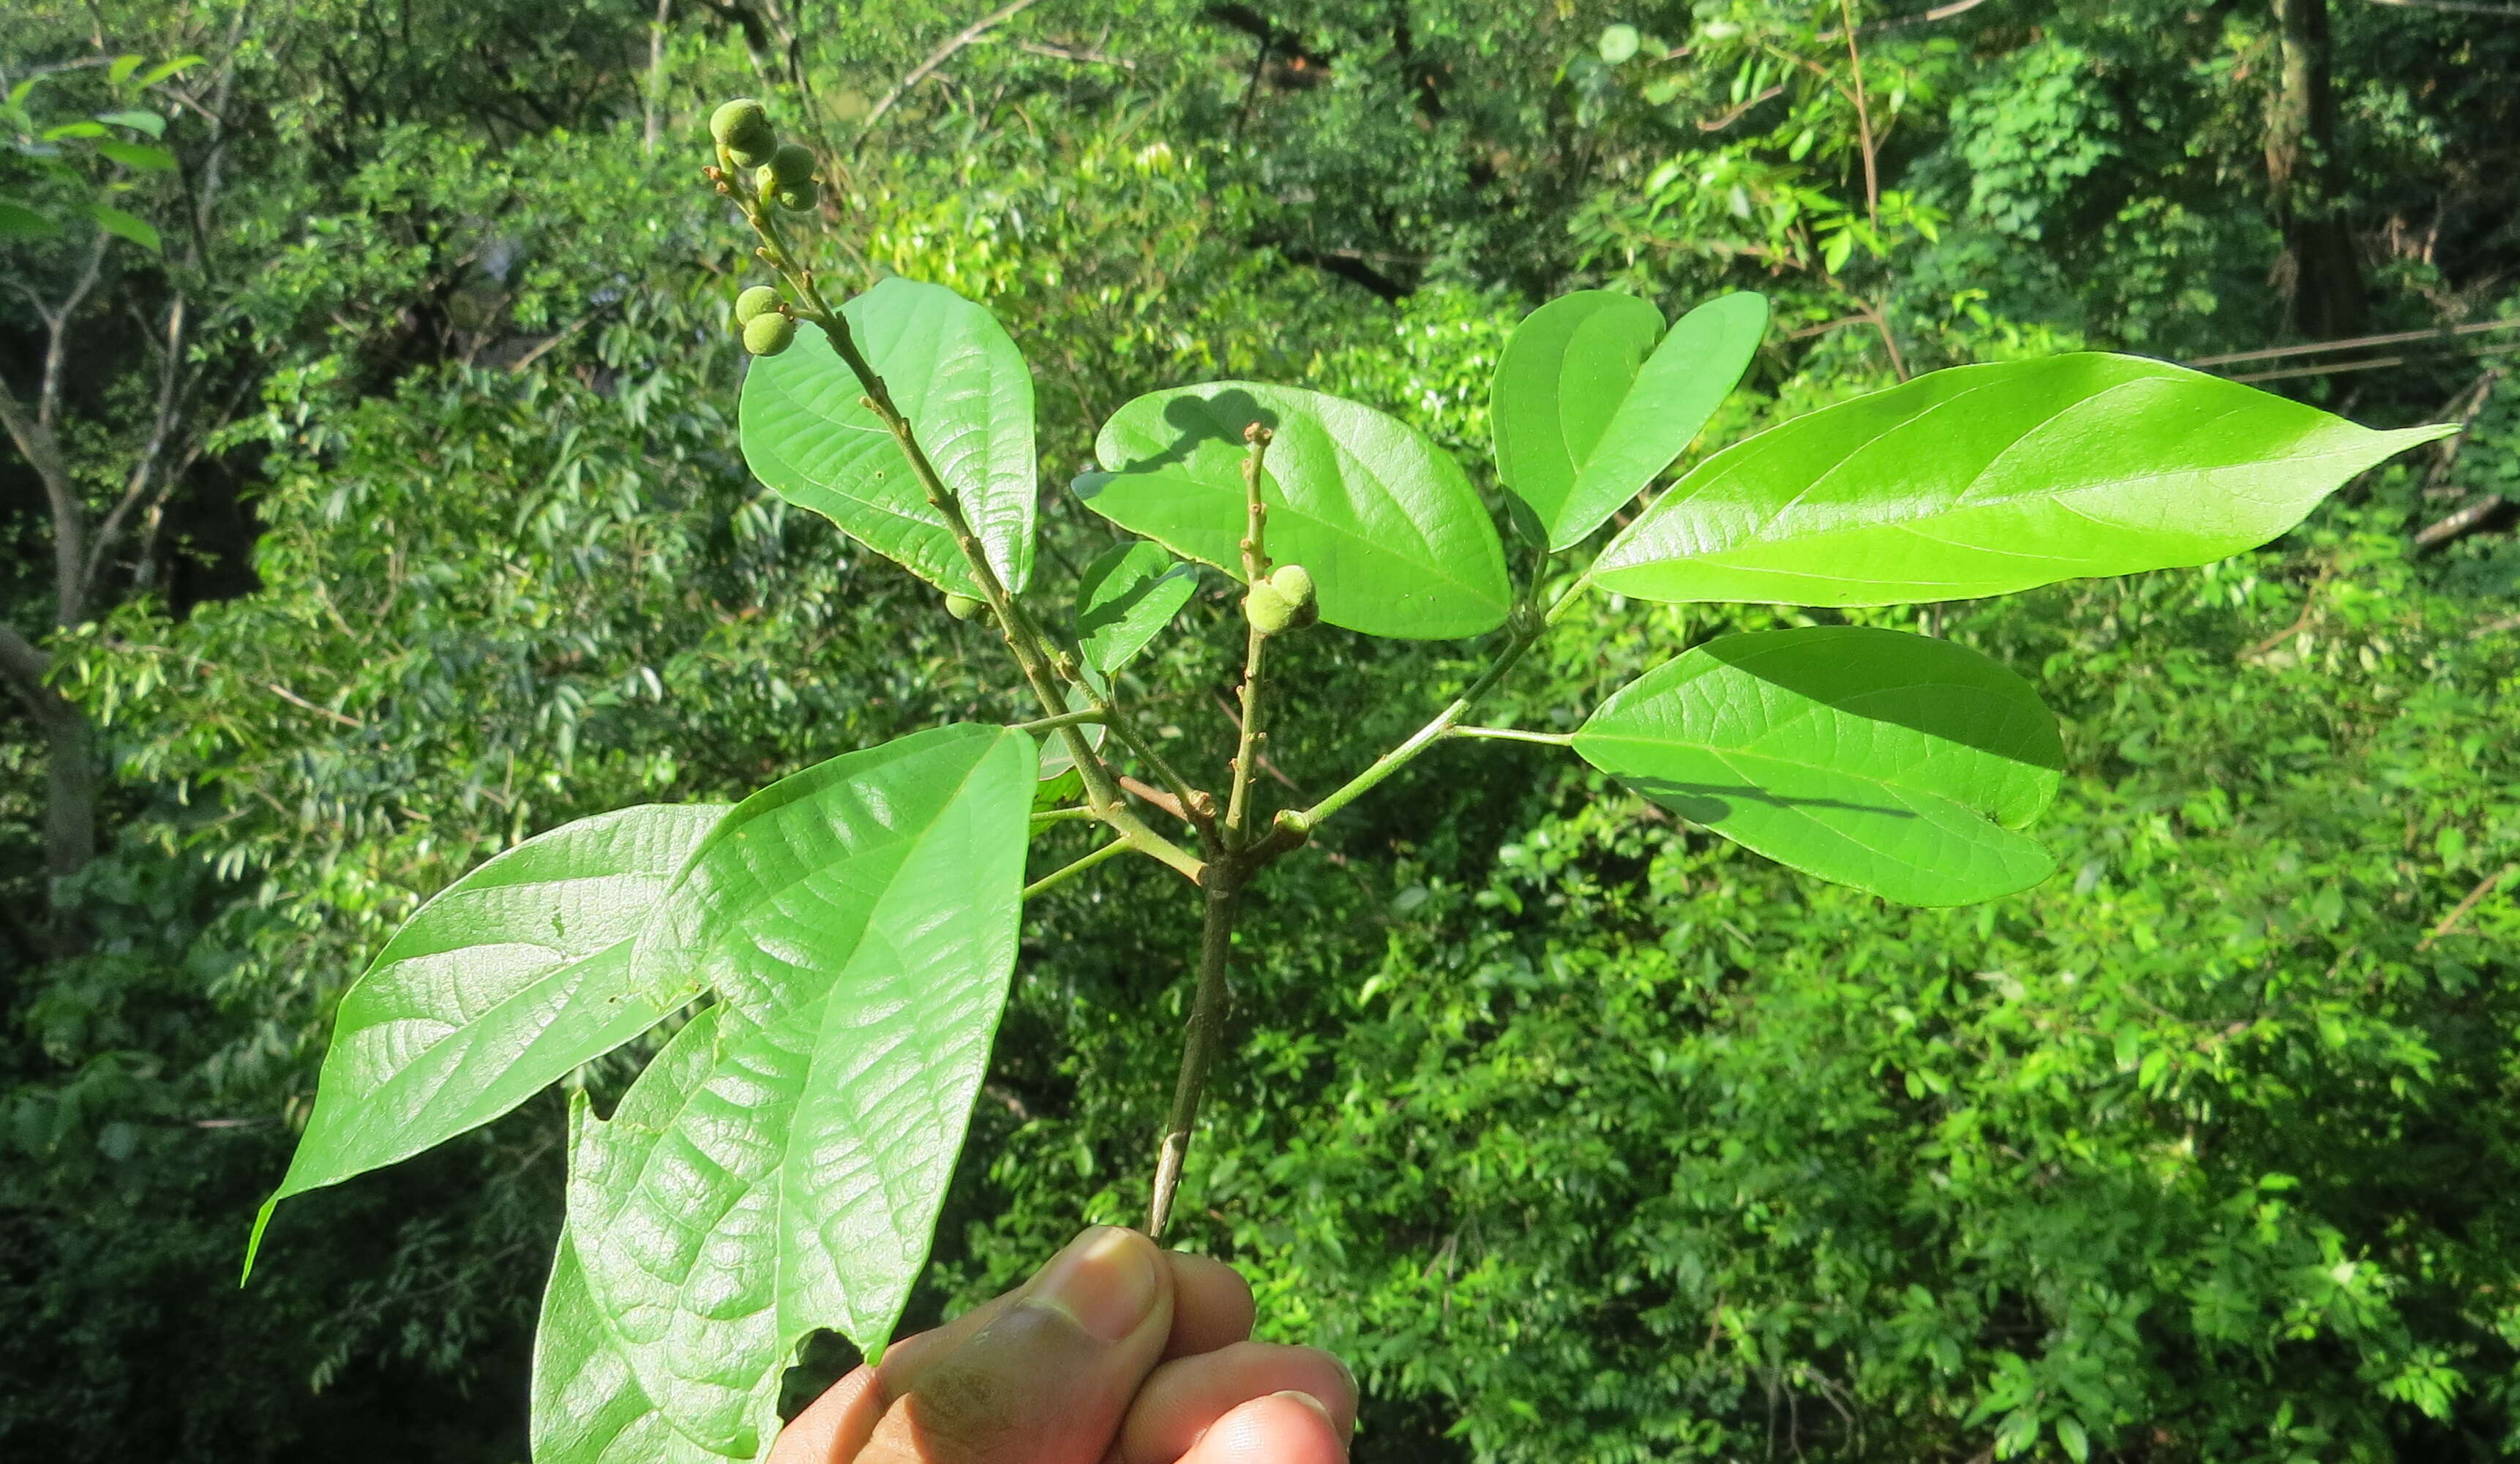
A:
[246,803,728,1276]
[1574,626,2063,906]
[1075,540,1199,674]
[1591,353,2456,606]
[530,1012,779,1464]
[740,278,1037,595]
[565,724,1035,1457]
[1493,290,1767,549]
[1074,382,1511,639]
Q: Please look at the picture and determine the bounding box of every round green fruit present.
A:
[733,285,781,325]
[766,142,816,187]
[944,593,986,621]
[1243,581,1297,636]
[742,312,796,357]
[710,98,775,168]
[1268,563,1316,615]
[773,181,818,212]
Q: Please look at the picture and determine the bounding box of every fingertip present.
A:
[1180,1392,1349,1464]
[1163,1252,1256,1358]
[766,1364,883,1464]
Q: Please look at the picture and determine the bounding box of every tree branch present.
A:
[856,0,1044,152]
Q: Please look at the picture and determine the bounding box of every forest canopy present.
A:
[4,1,2518,1460]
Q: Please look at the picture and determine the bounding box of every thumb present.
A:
[860,1227,1175,1464]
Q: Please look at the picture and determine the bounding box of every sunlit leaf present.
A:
[244,803,728,1276]
[1493,290,1766,549]
[530,1013,783,1464]
[1594,353,2456,607]
[740,279,1037,595]
[567,724,1034,1456]
[1076,382,1511,639]
[1575,626,2063,905]
[134,55,206,89]
[1075,541,1199,673]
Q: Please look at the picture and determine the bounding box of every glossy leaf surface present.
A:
[1074,541,1199,673]
[1575,626,2063,905]
[740,279,1037,594]
[1494,290,1767,549]
[566,724,1035,1457]
[1075,382,1510,639]
[247,803,727,1274]
[1593,353,2456,606]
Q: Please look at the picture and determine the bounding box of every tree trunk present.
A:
[2265,0,2368,339]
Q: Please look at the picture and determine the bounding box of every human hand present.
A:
[768,1227,1356,1464]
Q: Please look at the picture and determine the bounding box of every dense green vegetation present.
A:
[4,1,2516,1460]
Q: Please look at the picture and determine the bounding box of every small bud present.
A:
[733,285,781,325]
[767,142,817,188]
[1264,564,1318,630]
[742,312,797,356]
[1243,580,1297,636]
[710,99,776,168]
[944,593,986,621]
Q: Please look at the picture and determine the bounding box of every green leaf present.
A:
[43,120,108,139]
[1076,382,1511,639]
[88,203,160,252]
[97,140,176,173]
[94,108,166,138]
[740,278,1037,595]
[1493,290,1767,550]
[134,56,206,89]
[567,724,1035,1456]
[107,55,145,86]
[1075,541,1199,673]
[2056,1416,2092,1463]
[1573,626,2063,905]
[532,1018,785,1464]
[244,803,728,1277]
[1491,291,1661,543]
[0,200,57,238]
[1593,353,2456,607]
[1599,23,1643,64]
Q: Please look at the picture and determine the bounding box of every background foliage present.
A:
[4,1,2517,1460]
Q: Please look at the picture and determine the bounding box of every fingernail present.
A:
[1274,1390,1338,1429]
[1024,1226,1158,1343]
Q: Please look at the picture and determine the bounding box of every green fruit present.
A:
[1244,580,1297,636]
[944,593,986,621]
[766,143,817,188]
[742,312,796,357]
[710,98,775,168]
[733,285,781,326]
[1268,563,1316,617]
[773,181,818,212]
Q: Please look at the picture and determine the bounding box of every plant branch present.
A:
[1223,426,1275,846]
[1448,725,1575,747]
[1024,836,1134,901]
[1150,877,1242,1238]
[856,0,1044,153]
[719,162,1204,884]
[1839,0,1880,230]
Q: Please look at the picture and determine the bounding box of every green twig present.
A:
[1449,725,1575,747]
[1024,836,1134,901]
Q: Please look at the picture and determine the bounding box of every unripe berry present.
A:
[766,142,817,188]
[710,99,776,168]
[1268,563,1316,622]
[944,593,986,621]
[774,181,818,212]
[733,285,780,326]
[1243,580,1297,636]
[742,312,796,357]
